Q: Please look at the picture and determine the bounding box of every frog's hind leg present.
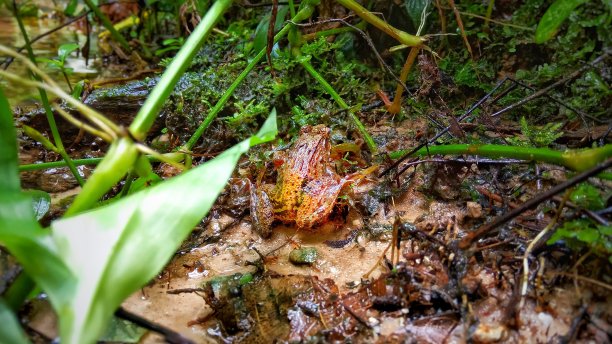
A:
[297,178,343,229]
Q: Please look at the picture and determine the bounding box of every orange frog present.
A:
[250,125,377,237]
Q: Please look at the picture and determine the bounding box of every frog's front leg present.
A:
[249,181,275,238]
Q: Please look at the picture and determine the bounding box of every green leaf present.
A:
[0,299,30,344]
[535,0,587,44]
[570,183,605,210]
[49,111,276,344]
[599,225,612,236]
[64,0,78,16]
[37,57,62,69]
[58,43,79,63]
[0,87,76,322]
[24,190,51,220]
[576,227,599,243]
[402,0,431,30]
[71,80,85,99]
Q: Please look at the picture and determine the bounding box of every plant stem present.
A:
[387,46,420,114]
[484,0,495,29]
[389,144,612,172]
[66,137,139,216]
[335,0,425,47]
[19,158,103,171]
[302,21,367,41]
[129,0,233,140]
[82,0,131,53]
[300,59,377,153]
[12,3,84,186]
[62,71,73,92]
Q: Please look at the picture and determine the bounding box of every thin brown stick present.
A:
[447,0,473,59]
[115,307,196,344]
[388,46,420,114]
[548,272,612,292]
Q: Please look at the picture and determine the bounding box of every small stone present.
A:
[472,323,507,343]
[466,201,483,218]
[289,247,318,265]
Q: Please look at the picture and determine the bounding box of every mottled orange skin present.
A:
[250,125,366,237]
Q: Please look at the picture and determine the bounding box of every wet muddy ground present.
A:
[17,102,611,343]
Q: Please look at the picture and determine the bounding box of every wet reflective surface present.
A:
[0,5,99,105]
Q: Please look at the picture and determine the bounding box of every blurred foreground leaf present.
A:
[1,93,277,343]
[49,110,276,343]
[0,299,30,344]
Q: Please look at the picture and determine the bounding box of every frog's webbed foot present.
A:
[248,180,274,238]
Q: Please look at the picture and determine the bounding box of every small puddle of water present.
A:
[0,5,100,105]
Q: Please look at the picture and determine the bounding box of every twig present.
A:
[382,52,610,178]
[166,287,207,294]
[519,192,568,309]
[548,272,612,292]
[552,196,609,226]
[558,304,588,344]
[115,307,195,344]
[459,158,612,249]
[395,157,527,170]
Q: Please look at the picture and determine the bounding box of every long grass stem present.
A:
[300,59,377,153]
[12,4,84,186]
[389,144,612,172]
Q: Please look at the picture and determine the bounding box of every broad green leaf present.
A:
[24,190,51,220]
[0,87,75,322]
[0,299,30,344]
[58,43,79,63]
[50,110,276,344]
[535,0,586,44]
[402,0,431,30]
